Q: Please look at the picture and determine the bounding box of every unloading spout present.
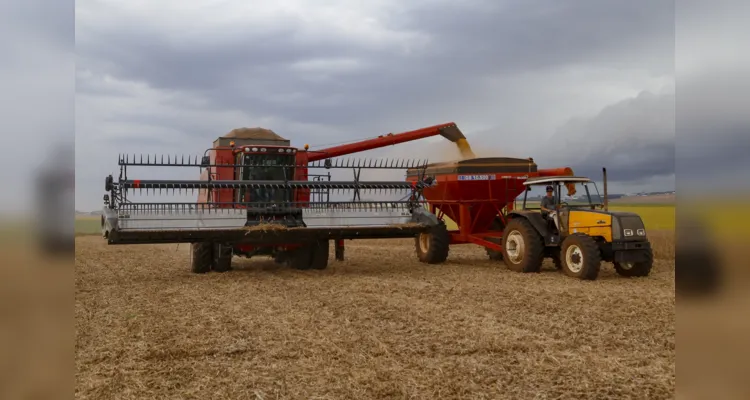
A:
[307,122,476,162]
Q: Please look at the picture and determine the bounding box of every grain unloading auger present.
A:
[100,123,471,273]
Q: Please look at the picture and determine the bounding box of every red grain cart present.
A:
[405,158,573,263]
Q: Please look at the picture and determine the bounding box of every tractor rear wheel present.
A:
[190,242,213,274]
[560,234,601,280]
[415,222,450,264]
[501,218,544,273]
[485,217,505,261]
[310,240,330,270]
[614,248,653,277]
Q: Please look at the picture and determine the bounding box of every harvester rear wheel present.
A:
[190,242,213,274]
[415,222,450,264]
[485,217,505,261]
[614,248,653,277]
[310,240,330,270]
[501,218,544,273]
[560,234,601,280]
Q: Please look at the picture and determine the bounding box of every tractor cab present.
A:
[520,176,605,234]
[502,174,653,280]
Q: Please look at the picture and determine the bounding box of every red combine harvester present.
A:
[101,122,500,273]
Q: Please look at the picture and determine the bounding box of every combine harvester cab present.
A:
[100,125,468,273]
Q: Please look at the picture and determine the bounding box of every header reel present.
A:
[101,152,439,245]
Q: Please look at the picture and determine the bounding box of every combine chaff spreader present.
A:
[101,123,469,273]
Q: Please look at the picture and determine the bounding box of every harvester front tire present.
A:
[191,242,213,274]
[614,247,653,277]
[415,222,450,264]
[560,234,601,280]
[501,218,544,273]
[213,243,233,273]
[310,240,330,270]
[288,245,313,270]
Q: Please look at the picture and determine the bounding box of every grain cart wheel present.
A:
[560,234,601,280]
[310,240,330,270]
[415,222,450,264]
[213,243,233,273]
[614,247,653,277]
[485,217,505,261]
[501,218,544,273]
[190,242,213,274]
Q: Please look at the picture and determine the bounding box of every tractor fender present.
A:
[507,211,551,238]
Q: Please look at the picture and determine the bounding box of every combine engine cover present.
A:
[100,152,439,245]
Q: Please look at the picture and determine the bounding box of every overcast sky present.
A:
[4,0,696,211]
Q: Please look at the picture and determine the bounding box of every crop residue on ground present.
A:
[76,234,675,399]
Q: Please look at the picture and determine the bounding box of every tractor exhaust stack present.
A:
[603,167,609,211]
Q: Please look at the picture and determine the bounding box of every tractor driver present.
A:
[540,185,557,218]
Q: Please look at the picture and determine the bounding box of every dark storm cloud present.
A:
[74,1,680,209]
[396,0,674,76]
[76,1,674,130]
[544,91,675,183]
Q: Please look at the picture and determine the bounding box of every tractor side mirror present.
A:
[200,156,210,168]
[527,186,532,191]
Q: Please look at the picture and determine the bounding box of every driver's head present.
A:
[546,186,554,196]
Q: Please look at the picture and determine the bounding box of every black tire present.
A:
[310,240,330,270]
[191,242,213,274]
[485,217,505,261]
[288,244,313,270]
[415,222,450,264]
[560,234,601,280]
[501,218,544,273]
[614,248,653,277]
[213,243,233,273]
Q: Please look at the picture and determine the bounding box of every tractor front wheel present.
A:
[415,222,450,264]
[614,248,653,277]
[560,234,601,280]
[190,242,213,274]
[501,218,544,273]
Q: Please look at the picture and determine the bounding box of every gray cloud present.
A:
[545,90,675,183]
[73,0,678,211]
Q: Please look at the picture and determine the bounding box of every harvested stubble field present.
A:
[76,231,675,399]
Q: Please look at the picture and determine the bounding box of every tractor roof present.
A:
[523,176,592,185]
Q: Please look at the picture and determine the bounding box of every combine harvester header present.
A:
[100,123,488,273]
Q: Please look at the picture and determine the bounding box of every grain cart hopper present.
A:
[101,123,474,273]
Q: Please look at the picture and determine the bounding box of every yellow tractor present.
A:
[501,175,653,280]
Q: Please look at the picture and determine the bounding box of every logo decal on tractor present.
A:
[597,220,606,224]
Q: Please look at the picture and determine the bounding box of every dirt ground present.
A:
[75,235,675,399]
